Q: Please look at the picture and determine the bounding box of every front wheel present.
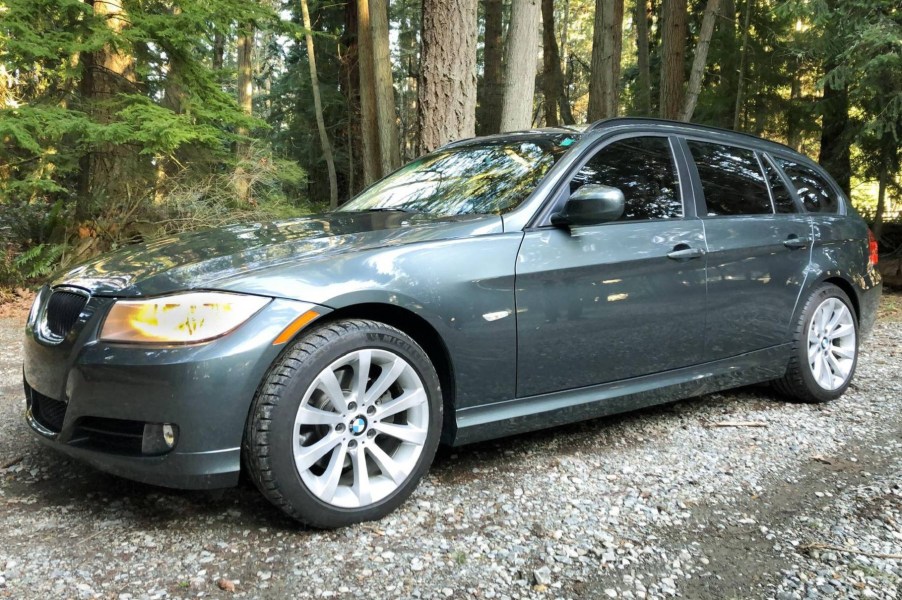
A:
[244,319,442,528]
[774,283,859,403]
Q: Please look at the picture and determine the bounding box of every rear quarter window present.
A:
[774,158,841,214]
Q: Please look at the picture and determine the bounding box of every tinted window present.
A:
[762,156,798,213]
[341,136,573,216]
[570,136,682,221]
[688,141,772,216]
[775,158,840,214]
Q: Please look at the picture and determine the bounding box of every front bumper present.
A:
[23,289,324,489]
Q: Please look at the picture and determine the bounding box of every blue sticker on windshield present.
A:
[560,138,575,147]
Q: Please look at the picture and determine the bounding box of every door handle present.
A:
[783,235,810,249]
[667,245,706,260]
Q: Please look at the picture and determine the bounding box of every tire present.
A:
[244,319,442,528]
[773,283,859,403]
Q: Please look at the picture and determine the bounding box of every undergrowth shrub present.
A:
[0,146,316,289]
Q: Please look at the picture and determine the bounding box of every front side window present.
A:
[687,141,772,216]
[340,136,574,216]
[569,136,682,221]
[774,158,841,214]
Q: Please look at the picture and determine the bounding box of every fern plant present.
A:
[14,243,65,279]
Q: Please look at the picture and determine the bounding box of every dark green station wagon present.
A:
[23,118,882,527]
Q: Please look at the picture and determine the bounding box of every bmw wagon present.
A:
[23,118,882,528]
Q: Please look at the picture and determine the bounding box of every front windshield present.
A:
[339,135,576,216]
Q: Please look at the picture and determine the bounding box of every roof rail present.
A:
[586,117,797,153]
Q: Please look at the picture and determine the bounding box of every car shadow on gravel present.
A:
[430,383,784,481]
[7,440,298,531]
[12,384,786,531]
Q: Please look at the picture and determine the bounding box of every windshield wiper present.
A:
[355,207,422,214]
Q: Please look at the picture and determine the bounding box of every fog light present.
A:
[142,423,179,455]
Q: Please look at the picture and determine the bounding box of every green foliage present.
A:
[0,0,281,204]
[2,0,901,289]
[0,198,71,286]
[13,243,65,279]
[0,0,312,286]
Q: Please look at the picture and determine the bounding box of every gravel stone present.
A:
[1,297,901,598]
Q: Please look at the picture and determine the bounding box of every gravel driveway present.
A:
[1,294,900,600]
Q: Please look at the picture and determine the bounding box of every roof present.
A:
[443,117,802,161]
[587,117,799,155]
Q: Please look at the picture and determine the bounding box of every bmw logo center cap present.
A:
[350,416,367,436]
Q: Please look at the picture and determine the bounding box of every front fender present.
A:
[215,233,526,409]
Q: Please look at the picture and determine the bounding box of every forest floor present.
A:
[0,293,899,600]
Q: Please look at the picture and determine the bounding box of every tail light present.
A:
[867,229,879,267]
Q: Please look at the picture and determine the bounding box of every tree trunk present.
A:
[818,75,851,196]
[557,0,576,124]
[301,0,338,208]
[237,29,254,131]
[235,25,254,202]
[679,0,719,122]
[500,0,541,131]
[163,7,185,116]
[340,0,361,195]
[370,0,400,175]
[659,0,686,120]
[77,0,143,219]
[714,0,736,128]
[648,0,662,107]
[817,0,852,197]
[257,27,275,117]
[588,0,624,120]
[787,60,802,151]
[477,0,505,135]
[541,0,564,126]
[418,0,478,153]
[212,31,225,71]
[732,0,752,130]
[0,64,8,107]
[346,65,356,196]
[357,0,380,183]
[398,0,420,161]
[155,6,187,201]
[635,0,651,115]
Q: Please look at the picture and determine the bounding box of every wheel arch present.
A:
[820,276,860,323]
[311,303,458,444]
[785,274,861,346]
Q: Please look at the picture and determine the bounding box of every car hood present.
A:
[53,211,504,297]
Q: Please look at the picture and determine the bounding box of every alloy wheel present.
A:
[806,297,856,391]
[292,349,429,508]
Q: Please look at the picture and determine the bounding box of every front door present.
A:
[515,136,708,398]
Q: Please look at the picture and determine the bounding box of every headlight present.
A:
[100,292,270,344]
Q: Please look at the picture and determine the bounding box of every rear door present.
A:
[771,155,858,262]
[515,135,707,397]
[682,139,812,361]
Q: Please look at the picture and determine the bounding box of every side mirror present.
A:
[551,184,625,227]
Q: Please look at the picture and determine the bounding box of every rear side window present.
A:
[570,136,682,221]
[687,141,772,216]
[762,157,798,214]
[774,158,841,214]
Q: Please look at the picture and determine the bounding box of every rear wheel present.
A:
[774,283,858,403]
[244,319,442,528]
